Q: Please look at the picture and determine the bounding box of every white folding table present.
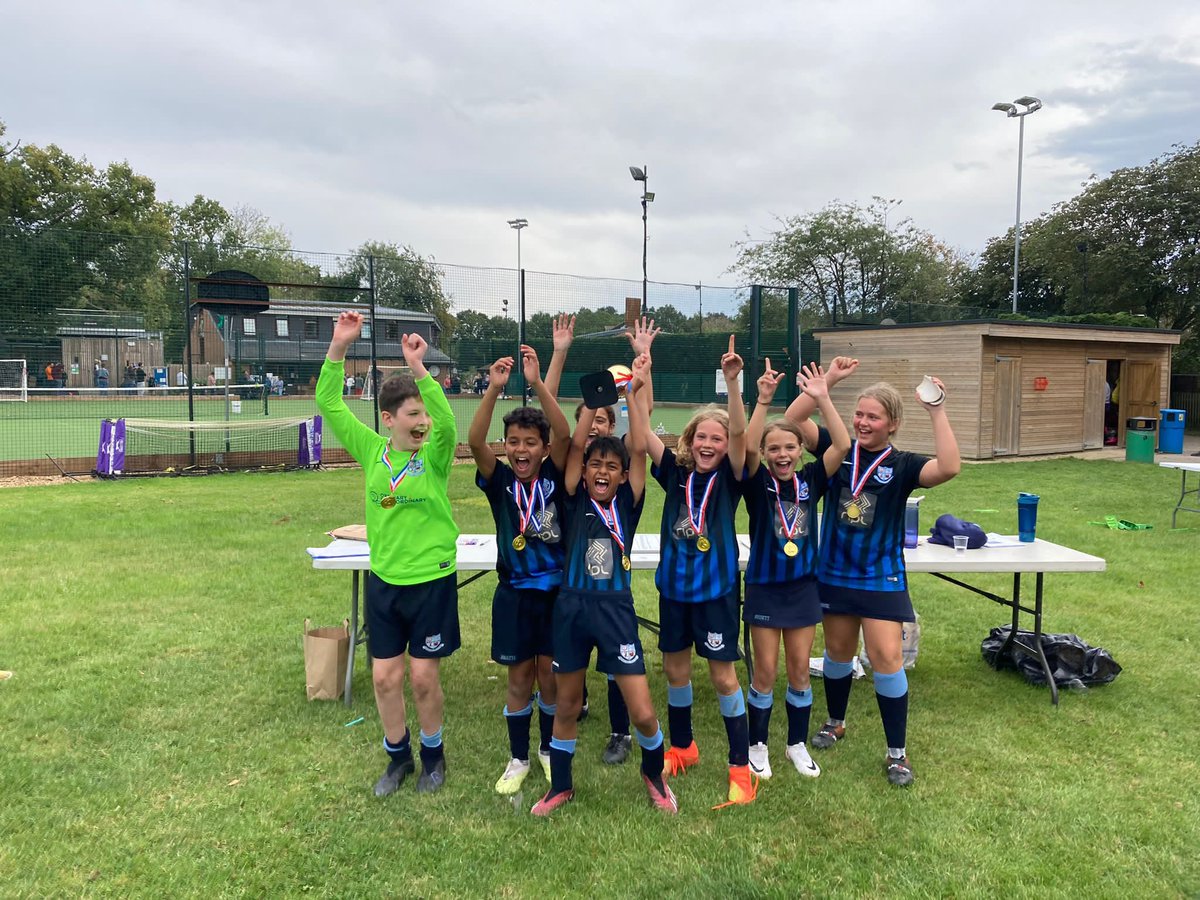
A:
[1159,461,1200,528]
[310,533,1105,706]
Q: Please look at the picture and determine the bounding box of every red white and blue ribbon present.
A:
[685,470,718,537]
[513,478,546,536]
[850,442,892,498]
[381,443,421,494]
[771,473,802,542]
[591,497,626,558]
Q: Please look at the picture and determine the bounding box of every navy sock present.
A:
[785,687,813,746]
[636,727,665,788]
[667,682,694,749]
[873,669,909,750]
[607,676,630,735]
[718,689,749,767]
[383,729,412,764]
[503,703,532,762]
[747,687,773,745]
[418,728,444,768]
[536,694,556,754]
[548,738,576,794]
[823,655,855,722]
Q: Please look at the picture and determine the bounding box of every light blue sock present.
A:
[717,688,746,717]
[503,701,533,717]
[419,727,443,749]
[549,736,577,754]
[824,653,854,680]
[634,727,664,750]
[786,686,813,707]
[748,686,774,709]
[873,668,908,699]
[668,682,693,708]
[535,692,557,715]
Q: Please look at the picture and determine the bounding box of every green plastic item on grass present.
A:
[1088,515,1153,531]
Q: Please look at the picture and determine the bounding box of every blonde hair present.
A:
[858,382,904,436]
[676,405,730,470]
[760,417,805,452]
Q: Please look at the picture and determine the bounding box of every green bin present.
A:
[1125,430,1155,463]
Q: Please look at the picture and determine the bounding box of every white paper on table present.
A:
[306,539,371,559]
[982,533,1023,548]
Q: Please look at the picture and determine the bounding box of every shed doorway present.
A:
[994,356,1021,456]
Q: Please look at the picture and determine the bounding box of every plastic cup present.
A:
[1018,492,1039,542]
[953,534,969,554]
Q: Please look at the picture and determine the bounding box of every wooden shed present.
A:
[813,320,1181,460]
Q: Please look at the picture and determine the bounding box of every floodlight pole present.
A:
[507,218,528,406]
[993,97,1042,314]
[630,165,651,315]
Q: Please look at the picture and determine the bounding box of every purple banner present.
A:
[298,415,322,466]
[96,418,126,476]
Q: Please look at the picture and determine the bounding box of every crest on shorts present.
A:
[705,631,725,651]
[873,465,893,484]
[618,643,639,664]
[423,633,444,652]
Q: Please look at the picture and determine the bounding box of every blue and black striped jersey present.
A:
[562,482,643,596]
[818,443,928,592]
[652,449,741,603]
[477,459,566,591]
[743,459,828,585]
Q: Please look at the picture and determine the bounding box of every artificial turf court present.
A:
[2,456,1197,896]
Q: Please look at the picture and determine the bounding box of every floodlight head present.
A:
[629,166,647,181]
[992,102,1018,116]
[1016,96,1042,111]
[507,218,528,229]
[643,191,655,202]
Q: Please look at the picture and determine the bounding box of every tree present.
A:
[730,198,967,326]
[341,241,454,345]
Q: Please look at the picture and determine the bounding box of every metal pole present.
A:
[519,267,528,408]
[368,255,379,434]
[1012,115,1025,315]
[183,242,195,467]
[697,282,703,334]
[641,165,648,316]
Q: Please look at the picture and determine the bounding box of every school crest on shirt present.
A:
[408,457,426,477]
[585,538,613,579]
[705,631,726,652]
[423,633,444,652]
[797,480,810,501]
[873,465,893,484]
[618,643,639,664]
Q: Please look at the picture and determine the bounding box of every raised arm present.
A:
[566,403,596,495]
[631,350,665,468]
[401,331,431,382]
[785,355,858,451]
[745,357,784,479]
[917,377,961,488]
[523,344,571,470]
[721,335,748,480]
[798,363,851,478]
[542,313,575,399]
[625,352,652,501]
[468,356,513,480]
[626,316,661,415]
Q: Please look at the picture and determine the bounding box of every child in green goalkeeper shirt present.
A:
[317,311,460,798]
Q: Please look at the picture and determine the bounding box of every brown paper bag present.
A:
[304,618,350,701]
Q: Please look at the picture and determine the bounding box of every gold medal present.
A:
[847,501,861,521]
[512,535,526,551]
[380,495,397,509]
[697,535,711,552]
[622,554,631,571]
[783,540,798,557]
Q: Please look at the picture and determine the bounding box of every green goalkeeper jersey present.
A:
[316,358,459,585]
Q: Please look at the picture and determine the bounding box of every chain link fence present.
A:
[1,225,1003,476]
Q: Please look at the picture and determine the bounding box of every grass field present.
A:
[0,391,715,465]
[2,457,1198,897]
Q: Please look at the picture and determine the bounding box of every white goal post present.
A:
[0,359,28,401]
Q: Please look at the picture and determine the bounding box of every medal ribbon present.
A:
[771,473,803,541]
[590,497,626,558]
[849,441,892,499]
[513,478,546,536]
[685,470,718,537]
[381,443,421,494]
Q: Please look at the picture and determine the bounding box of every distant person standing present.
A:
[176,369,188,386]
[96,363,109,393]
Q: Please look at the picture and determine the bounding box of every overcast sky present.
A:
[4,0,1199,297]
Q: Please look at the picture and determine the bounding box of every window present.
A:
[275,318,289,338]
[304,319,319,340]
[242,318,256,336]
[385,322,399,340]
[361,322,372,339]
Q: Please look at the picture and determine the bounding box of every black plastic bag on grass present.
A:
[980,626,1122,689]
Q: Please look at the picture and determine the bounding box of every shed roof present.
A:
[813,319,1180,345]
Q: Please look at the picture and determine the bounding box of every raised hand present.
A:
[720,334,743,383]
[798,363,830,402]
[552,314,576,352]
[630,351,651,393]
[489,356,514,390]
[401,332,429,366]
[826,356,859,385]
[520,344,542,385]
[916,375,947,410]
[757,356,784,402]
[626,316,662,357]
[331,311,364,349]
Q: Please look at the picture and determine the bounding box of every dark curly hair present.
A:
[583,435,629,471]
[503,406,550,443]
